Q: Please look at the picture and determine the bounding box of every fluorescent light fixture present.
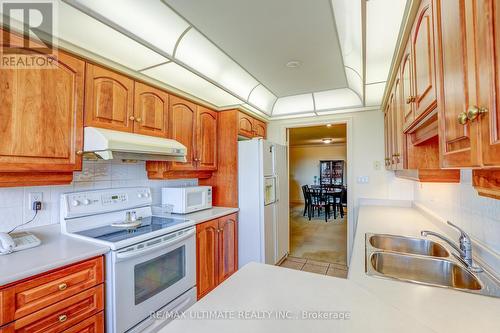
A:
[241,104,269,119]
[272,94,315,115]
[271,113,317,120]
[365,82,386,106]
[175,29,258,100]
[142,62,243,107]
[331,0,363,98]
[248,85,277,115]
[365,0,406,83]
[63,0,190,56]
[313,88,362,111]
[54,2,167,70]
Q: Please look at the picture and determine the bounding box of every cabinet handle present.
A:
[458,111,469,125]
[58,283,67,291]
[405,96,415,104]
[129,116,135,121]
[466,105,488,122]
[76,151,83,156]
[58,314,68,323]
[136,117,142,123]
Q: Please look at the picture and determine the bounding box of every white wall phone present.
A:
[0,232,41,255]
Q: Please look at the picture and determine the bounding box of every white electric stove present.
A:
[60,187,197,333]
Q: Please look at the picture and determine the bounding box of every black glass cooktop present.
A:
[76,216,190,243]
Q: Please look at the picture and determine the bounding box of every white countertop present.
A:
[172,207,239,224]
[0,224,109,286]
[0,206,238,287]
[160,204,500,333]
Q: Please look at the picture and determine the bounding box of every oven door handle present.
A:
[115,228,195,262]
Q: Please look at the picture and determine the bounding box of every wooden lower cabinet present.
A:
[196,214,238,300]
[0,257,104,333]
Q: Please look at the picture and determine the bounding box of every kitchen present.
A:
[0,0,499,333]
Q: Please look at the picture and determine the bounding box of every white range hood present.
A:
[83,127,187,162]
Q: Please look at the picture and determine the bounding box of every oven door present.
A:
[111,227,196,333]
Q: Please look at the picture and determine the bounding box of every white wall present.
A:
[0,160,197,232]
[414,170,500,257]
[268,109,414,260]
[289,144,347,203]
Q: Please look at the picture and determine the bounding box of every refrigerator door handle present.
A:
[275,174,280,203]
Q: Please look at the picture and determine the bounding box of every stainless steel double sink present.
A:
[365,233,500,297]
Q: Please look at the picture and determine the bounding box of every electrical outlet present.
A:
[357,176,370,184]
[29,192,43,210]
[374,161,381,170]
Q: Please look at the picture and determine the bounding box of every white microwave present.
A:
[161,186,212,214]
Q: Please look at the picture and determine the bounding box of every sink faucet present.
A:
[421,221,482,272]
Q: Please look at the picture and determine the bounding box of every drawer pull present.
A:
[58,314,68,323]
[58,283,67,291]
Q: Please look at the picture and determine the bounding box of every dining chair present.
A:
[301,185,311,217]
[309,187,330,222]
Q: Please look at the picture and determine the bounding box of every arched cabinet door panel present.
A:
[169,96,197,171]
[134,82,169,138]
[196,107,218,171]
[85,64,134,132]
[0,46,84,172]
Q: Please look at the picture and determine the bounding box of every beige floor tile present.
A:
[326,267,348,278]
[329,262,348,270]
[280,259,305,271]
[287,256,307,263]
[306,259,330,267]
[289,204,347,264]
[302,263,328,274]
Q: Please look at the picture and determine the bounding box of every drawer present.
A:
[8,285,104,333]
[61,312,103,333]
[0,257,103,325]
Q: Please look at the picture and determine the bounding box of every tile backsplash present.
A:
[0,160,197,232]
[414,169,500,256]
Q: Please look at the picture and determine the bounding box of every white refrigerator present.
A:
[238,138,289,267]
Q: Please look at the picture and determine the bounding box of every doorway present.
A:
[281,124,348,274]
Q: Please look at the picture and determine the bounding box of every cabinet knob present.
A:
[58,283,67,291]
[129,116,135,121]
[136,117,142,123]
[58,314,68,323]
[458,111,468,125]
[405,96,415,104]
[466,105,488,121]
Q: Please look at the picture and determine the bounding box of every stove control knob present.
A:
[71,200,80,207]
[138,193,144,198]
[82,199,91,205]
[144,192,150,198]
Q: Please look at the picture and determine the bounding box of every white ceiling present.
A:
[8,0,408,119]
[163,0,347,97]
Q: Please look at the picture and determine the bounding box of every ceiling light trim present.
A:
[172,26,192,58]
[138,60,171,73]
[246,83,261,101]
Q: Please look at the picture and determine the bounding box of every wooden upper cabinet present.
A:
[384,109,391,170]
[412,0,437,119]
[238,112,255,138]
[133,82,169,138]
[237,111,267,138]
[217,214,238,283]
[391,76,404,170]
[196,106,218,171]
[85,64,134,132]
[434,0,479,168]
[401,43,415,130]
[0,49,84,172]
[169,96,197,171]
[476,0,500,166]
[253,119,267,138]
[196,219,219,299]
